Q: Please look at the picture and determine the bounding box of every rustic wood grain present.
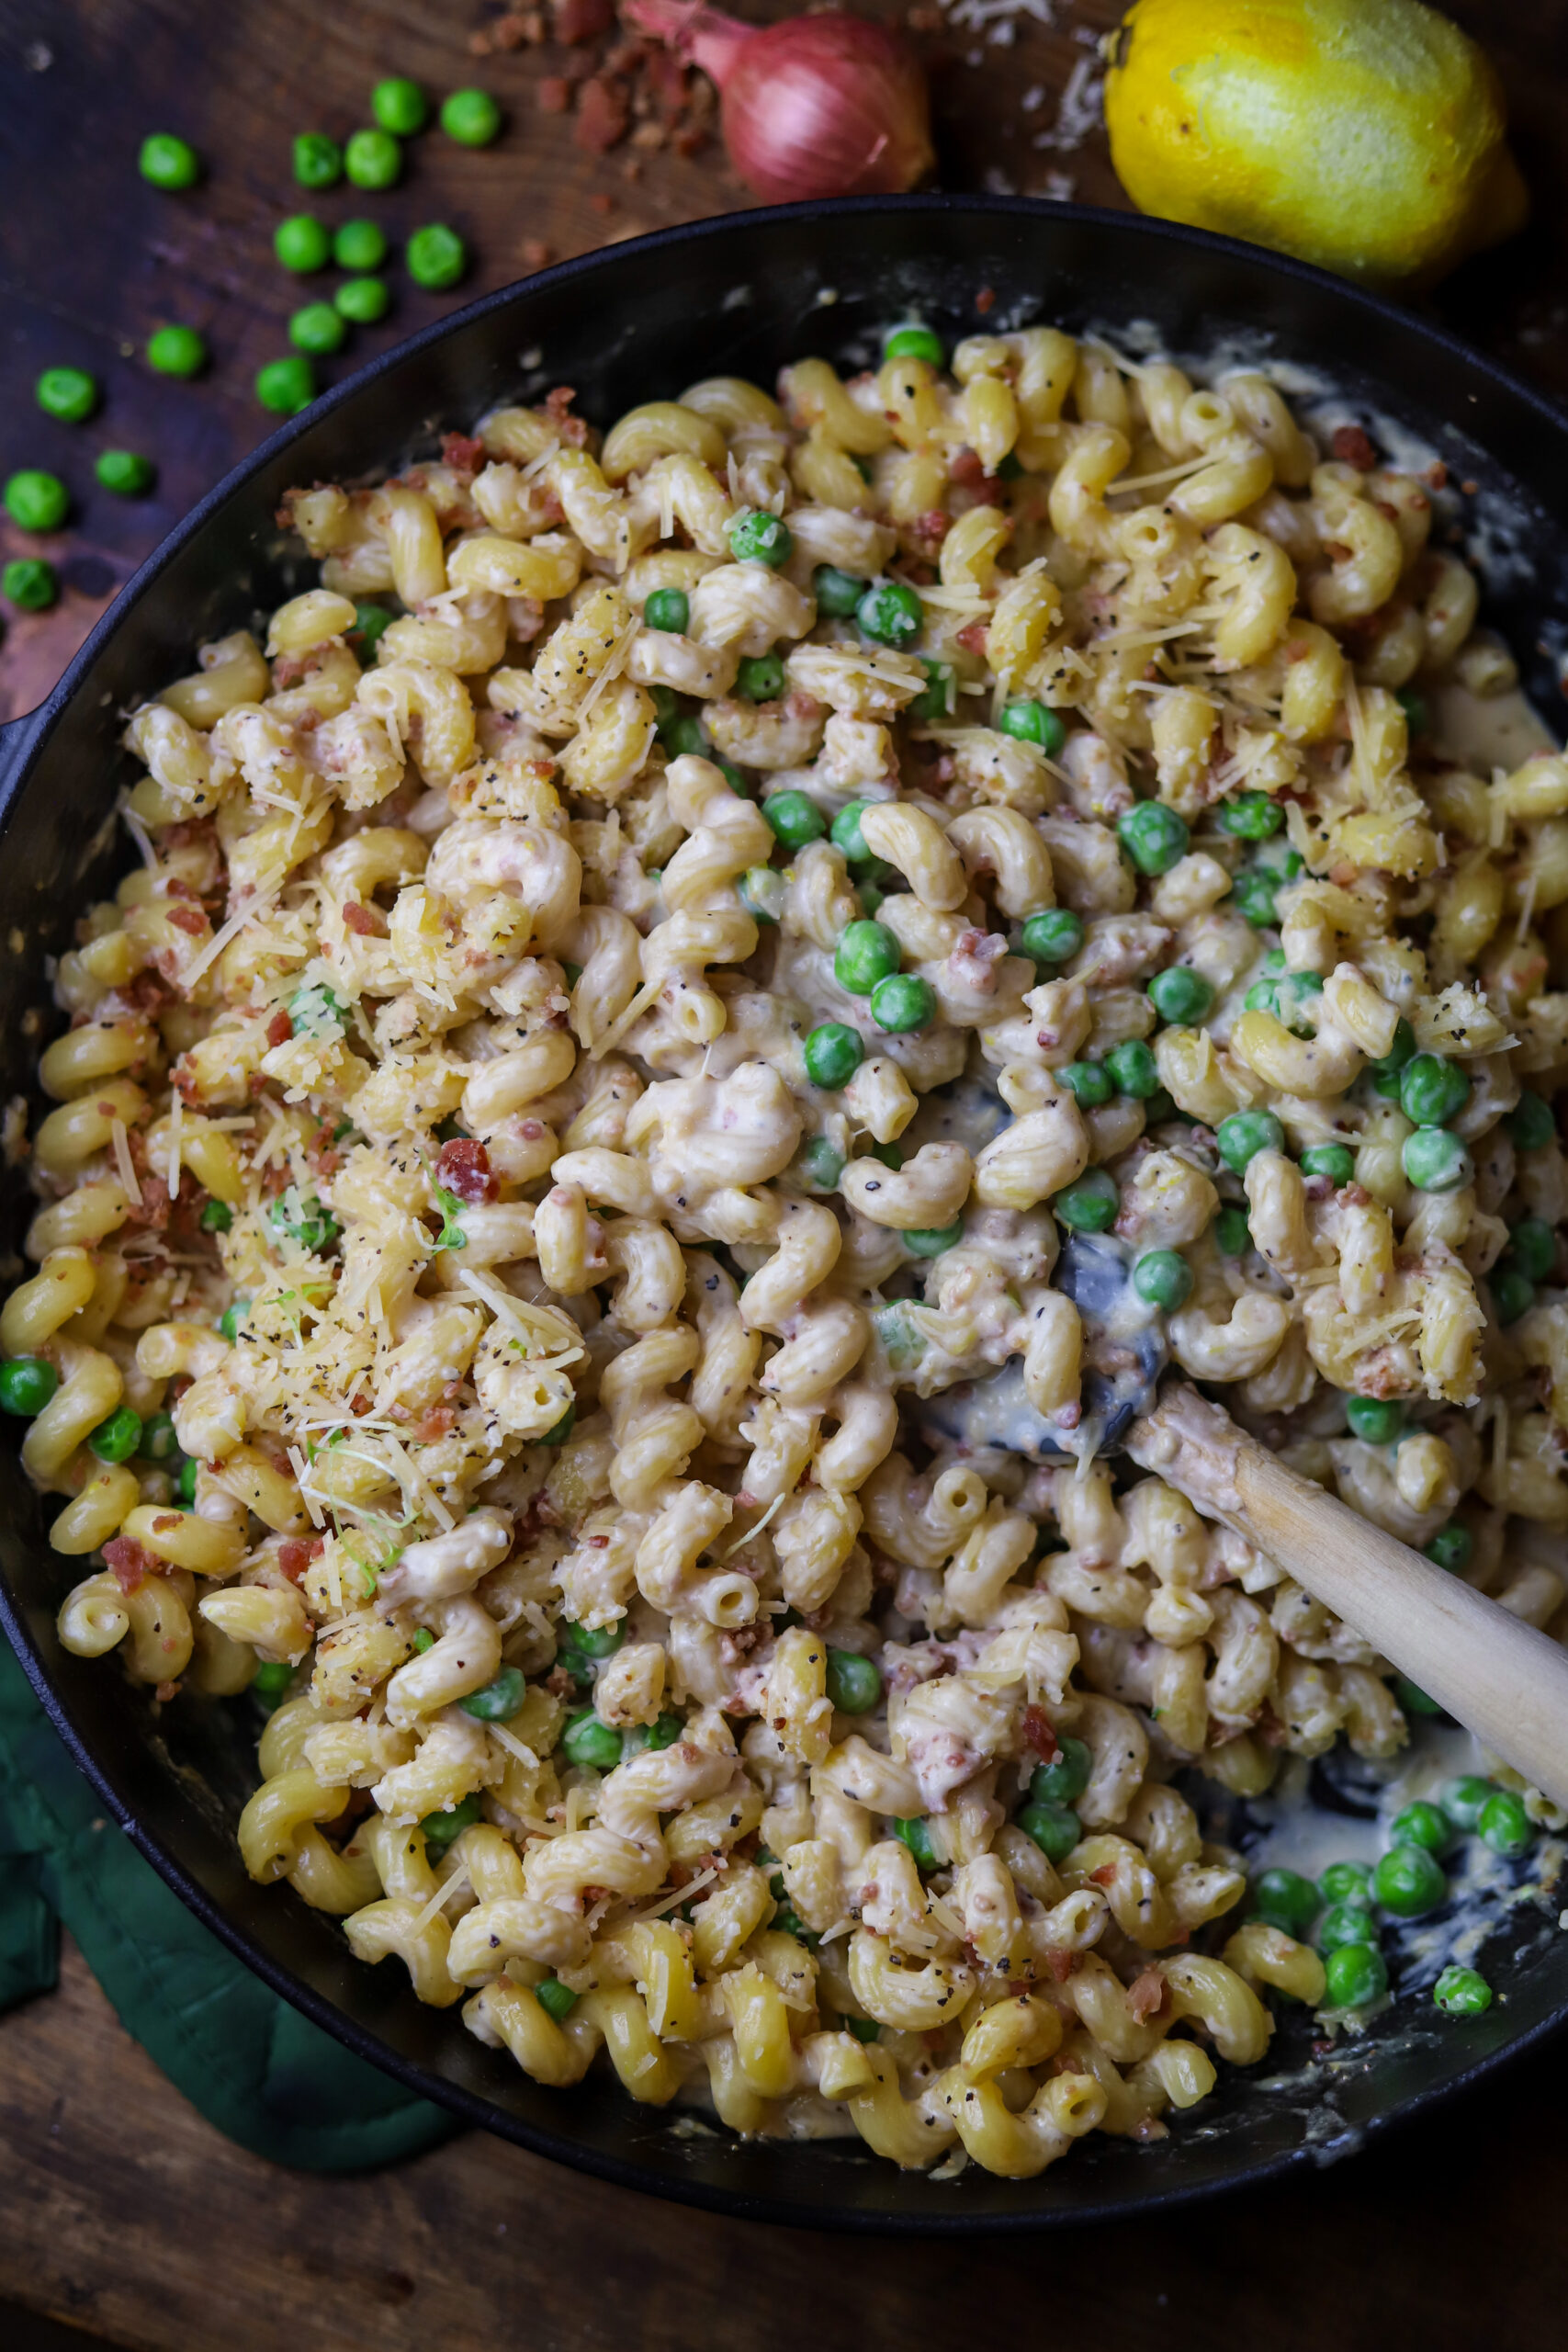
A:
[6,3,1568,2343]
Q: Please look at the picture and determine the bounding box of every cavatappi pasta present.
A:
[17,327,1568,2178]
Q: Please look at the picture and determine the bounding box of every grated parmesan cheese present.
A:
[109,1118,141,1207]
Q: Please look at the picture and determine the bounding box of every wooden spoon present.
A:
[1129,1382,1568,1810]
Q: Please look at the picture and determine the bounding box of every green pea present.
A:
[441,88,502,146]
[373,76,429,134]
[1117,799,1190,876]
[267,1195,340,1252]
[293,131,343,187]
[0,1358,58,1417]
[562,1709,623,1770]
[1052,1169,1118,1234]
[1367,1016,1417,1095]
[1254,1867,1320,1939]
[893,1815,940,1871]
[1214,1205,1252,1257]
[407,223,467,289]
[96,449,155,496]
[1394,1677,1442,1717]
[1434,1963,1491,2016]
[1143,1083,1178,1125]
[533,1976,578,2020]
[1146,966,1214,1024]
[175,1456,199,1505]
[1399,1053,1470,1128]
[138,1410,179,1462]
[147,325,208,378]
[1323,1941,1388,2008]
[197,1197,232,1234]
[333,218,389,271]
[36,366,97,423]
[906,659,955,722]
[1402,1126,1472,1193]
[1216,1108,1284,1173]
[1271,968,1324,1036]
[643,586,688,633]
[829,801,875,864]
[729,508,793,566]
[1317,1860,1372,1906]
[5,469,66,534]
[289,301,347,356]
[1019,908,1084,966]
[1492,1262,1535,1327]
[1508,1216,1555,1282]
[1440,1774,1495,1830]
[1133,1250,1193,1310]
[252,1659,296,1696]
[1017,1801,1081,1862]
[351,603,394,658]
[621,1712,685,1758]
[452,1668,527,1725]
[763,790,826,850]
[1059,1059,1111,1109]
[1371,1842,1447,1917]
[1389,1800,1456,1857]
[843,2014,881,2042]
[800,1136,845,1191]
[420,1793,483,1849]
[1232,868,1284,927]
[218,1299,250,1343]
[826,1649,883,1713]
[868,1142,906,1170]
[870,973,934,1034]
[737,651,785,702]
[88,1405,143,1464]
[835,920,901,995]
[803,1022,863,1089]
[334,276,389,325]
[139,132,200,188]
[856,580,923,648]
[1344,1393,1404,1443]
[1105,1039,1159,1098]
[1395,685,1430,739]
[1317,1901,1380,1954]
[998,699,1066,754]
[1218,791,1283,840]
[714,758,749,797]
[1506,1091,1556,1151]
[812,563,866,617]
[1478,1790,1535,1858]
[345,127,402,188]
[857,880,885,918]
[559,1618,624,1662]
[275,213,332,272]
[1030,1736,1090,1805]
[1424,1523,1472,1574]
[884,324,944,367]
[1244,979,1280,1019]
[252,355,314,416]
[3,559,57,612]
[541,1404,576,1446]
[1300,1143,1355,1184]
[905,1221,964,1257]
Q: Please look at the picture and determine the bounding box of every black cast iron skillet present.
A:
[4,197,1568,2232]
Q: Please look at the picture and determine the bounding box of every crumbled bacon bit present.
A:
[1331,424,1377,471]
[1089,1863,1118,1887]
[154,1680,182,1704]
[555,0,614,38]
[435,1136,496,1204]
[277,1536,324,1584]
[522,237,553,270]
[265,1009,293,1048]
[1044,1947,1075,1983]
[342,901,378,935]
[955,619,989,656]
[975,285,996,315]
[441,432,487,475]
[537,75,573,112]
[125,1176,171,1232]
[105,1536,156,1593]
[948,449,986,489]
[1127,1969,1168,2023]
[546,1665,574,1697]
[415,1398,458,1442]
[543,385,589,445]
[1021,1704,1058,1760]
[167,903,207,937]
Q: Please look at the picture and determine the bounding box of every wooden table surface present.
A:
[5,1,1568,2343]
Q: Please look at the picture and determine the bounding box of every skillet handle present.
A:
[0,706,44,825]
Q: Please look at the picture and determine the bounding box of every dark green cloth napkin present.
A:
[0,1629,454,2170]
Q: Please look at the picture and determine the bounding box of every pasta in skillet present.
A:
[13,321,1568,2177]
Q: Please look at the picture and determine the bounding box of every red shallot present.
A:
[624,2,934,204]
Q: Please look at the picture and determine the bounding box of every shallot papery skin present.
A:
[626,3,936,203]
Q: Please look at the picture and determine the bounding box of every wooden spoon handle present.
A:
[1128,1384,1568,1809]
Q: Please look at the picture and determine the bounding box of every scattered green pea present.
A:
[800,1136,845,1191]
[998,699,1066,754]
[0,1358,58,1417]
[5,469,69,531]
[1394,1678,1443,1718]
[218,1299,250,1343]
[1492,1262,1536,1326]
[459,1667,526,1722]
[139,133,200,188]
[843,2014,880,2042]
[1424,1524,1472,1574]
[1323,1941,1388,2007]
[289,302,346,356]
[1368,1016,1417,1097]
[138,1411,179,1462]
[1478,1790,1535,1859]
[335,277,389,325]
[835,920,901,996]
[562,1709,623,1770]
[293,132,343,187]
[1214,1205,1252,1257]
[1399,1053,1470,1129]
[1371,1843,1447,1918]
[541,1404,576,1445]
[3,559,58,612]
[1389,1800,1456,1857]
[1216,1108,1284,1172]
[643,586,688,633]
[254,356,316,416]
[737,652,785,702]
[763,790,826,850]
[96,449,155,496]
[1254,1867,1320,1939]
[1434,1963,1492,2016]
[351,602,394,660]
[88,1405,143,1464]
[36,366,97,423]
[345,127,402,188]
[1052,1169,1118,1234]
[893,1815,939,1871]
[408,222,468,288]
[1506,1091,1556,1151]
[1509,1217,1555,1283]
[1133,1250,1193,1310]
[906,659,955,722]
[1440,1775,1495,1830]
[1402,1126,1472,1193]
[1147,966,1214,1024]
[884,324,944,367]
[622,1712,684,1758]
[1059,1059,1112,1109]
[729,509,793,567]
[1318,1900,1381,1952]
[1317,1860,1372,1906]
[856,580,923,648]
[372,77,429,134]
[812,563,866,617]
[1396,685,1430,739]
[252,1659,296,1696]
[1117,799,1190,876]
[803,1022,863,1090]
[739,866,785,925]
[1019,908,1084,966]
[870,972,934,1034]
[1105,1039,1159,1098]
[1345,1393,1404,1443]
[441,88,502,146]
[1030,1738,1090,1805]
[1017,1801,1081,1862]
[533,1976,578,2020]
[1218,791,1284,840]
[1300,1142,1355,1184]
[275,214,332,272]
[904,1221,964,1257]
[175,1456,198,1505]
[420,1793,482,1848]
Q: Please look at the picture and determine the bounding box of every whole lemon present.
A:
[1104,0,1528,283]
